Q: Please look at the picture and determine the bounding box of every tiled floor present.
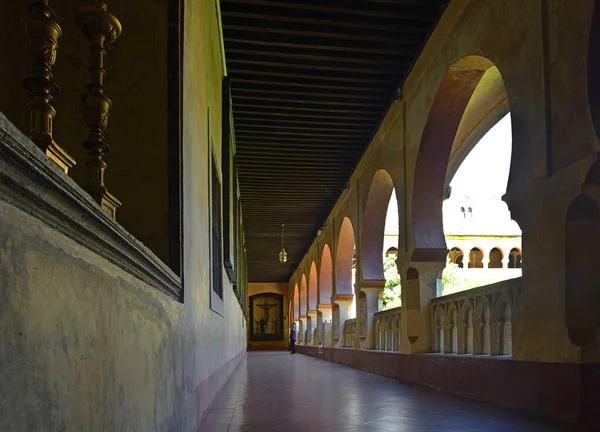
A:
[198,351,581,432]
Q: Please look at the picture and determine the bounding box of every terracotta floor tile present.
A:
[198,352,581,432]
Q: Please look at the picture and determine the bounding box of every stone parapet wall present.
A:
[296,346,599,428]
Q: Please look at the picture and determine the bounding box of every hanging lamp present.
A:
[279,223,287,263]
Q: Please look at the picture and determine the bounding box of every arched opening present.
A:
[413,56,505,255]
[448,247,464,268]
[468,247,484,269]
[320,245,333,305]
[385,247,398,258]
[308,262,318,311]
[508,248,522,269]
[383,190,401,310]
[488,247,503,268]
[411,55,522,295]
[293,284,299,320]
[336,217,355,296]
[361,169,395,281]
[299,274,307,317]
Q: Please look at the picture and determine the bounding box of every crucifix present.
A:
[257,297,278,334]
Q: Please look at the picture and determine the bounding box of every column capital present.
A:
[333,294,354,304]
[356,279,386,290]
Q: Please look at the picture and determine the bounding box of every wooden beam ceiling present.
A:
[221,0,448,282]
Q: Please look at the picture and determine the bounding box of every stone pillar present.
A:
[333,295,353,348]
[356,280,385,350]
[318,305,332,347]
[501,254,510,269]
[307,310,317,345]
[399,260,446,354]
[504,167,585,362]
[299,315,307,345]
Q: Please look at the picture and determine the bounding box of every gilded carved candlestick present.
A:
[77,0,121,219]
[24,0,76,173]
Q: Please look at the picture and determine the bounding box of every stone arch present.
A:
[412,56,511,257]
[308,261,318,310]
[320,245,333,305]
[448,247,464,268]
[293,283,299,320]
[299,274,307,316]
[508,247,522,269]
[361,169,395,280]
[468,247,484,269]
[385,246,398,257]
[589,0,600,136]
[566,193,600,346]
[489,247,503,269]
[335,217,355,295]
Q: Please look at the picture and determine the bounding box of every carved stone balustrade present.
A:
[343,318,357,348]
[374,307,401,351]
[430,278,522,356]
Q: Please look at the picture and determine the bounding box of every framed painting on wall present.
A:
[249,293,284,341]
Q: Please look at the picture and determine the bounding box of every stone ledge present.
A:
[0,112,182,301]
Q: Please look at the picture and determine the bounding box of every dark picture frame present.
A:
[250,293,284,341]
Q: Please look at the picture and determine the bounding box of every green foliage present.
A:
[383,255,401,309]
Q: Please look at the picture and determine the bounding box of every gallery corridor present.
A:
[198,352,580,432]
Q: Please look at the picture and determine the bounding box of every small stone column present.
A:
[356,280,385,350]
[333,295,353,348]
[319,304,332,347]
[299,315,307,345]
[307,310,317,345]
[399,259,446,354]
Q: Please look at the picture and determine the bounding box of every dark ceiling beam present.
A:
[230,77,391,92]
[224,45,409,66]
[231,87,386,102]
[222,23,414,44]
[233,109,381,122]
[220,11,432,34]
[220,0,440,22]
[231,94,387,109]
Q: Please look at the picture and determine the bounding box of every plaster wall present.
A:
[0,200,185,432]
[289,0,599,363]
[180,0,247,428]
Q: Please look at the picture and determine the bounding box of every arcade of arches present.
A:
[289,1,600,428]
[1,0,600,431]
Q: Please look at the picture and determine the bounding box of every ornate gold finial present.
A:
[77,0,122,219]
[23,0,76,173]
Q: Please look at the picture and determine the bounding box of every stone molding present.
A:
[0,112,182,301]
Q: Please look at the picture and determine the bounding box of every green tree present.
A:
[383,255,401,309]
